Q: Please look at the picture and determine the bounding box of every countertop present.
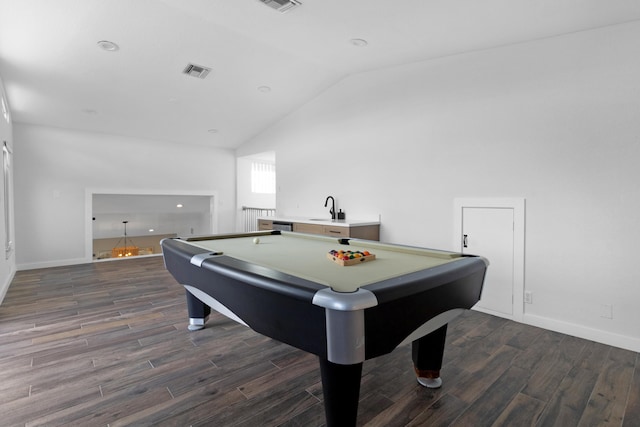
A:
[257,216,380,228]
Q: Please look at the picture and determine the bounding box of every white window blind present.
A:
[251,161,276,194]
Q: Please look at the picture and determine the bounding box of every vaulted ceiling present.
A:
[2,0,640,149]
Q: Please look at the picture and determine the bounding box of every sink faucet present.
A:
[324,196,336,220]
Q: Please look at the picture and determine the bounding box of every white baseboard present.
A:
[17,253,164,271]
[472,306,639,353]
[472,305,516,321]
[522,313,640,353]
[17,257,91,271]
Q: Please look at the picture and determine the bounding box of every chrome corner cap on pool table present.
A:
[312,288,378,365]
[311,287,378,311]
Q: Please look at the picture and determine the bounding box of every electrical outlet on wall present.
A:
[524,291,533,304]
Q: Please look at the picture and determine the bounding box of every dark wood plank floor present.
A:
[0,256,638,426]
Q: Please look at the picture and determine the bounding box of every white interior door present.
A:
[462,207,515,317]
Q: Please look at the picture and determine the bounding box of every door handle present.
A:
[463,234,468,248]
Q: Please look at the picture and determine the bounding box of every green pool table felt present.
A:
[187,232,461,293]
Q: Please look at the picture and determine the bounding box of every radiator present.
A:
[242,206,276,232]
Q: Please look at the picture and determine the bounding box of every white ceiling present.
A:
[2,0,640,149]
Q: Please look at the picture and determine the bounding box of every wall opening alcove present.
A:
[91,193,215,260]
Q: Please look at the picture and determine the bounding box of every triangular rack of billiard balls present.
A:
[327,249,376,266]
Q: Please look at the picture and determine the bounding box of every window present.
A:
[251,161,276,194]
[1,95,8,123]
[3,142,12,259]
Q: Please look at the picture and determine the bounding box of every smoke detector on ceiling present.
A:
[182,63,212,79]
[258,0,301,13]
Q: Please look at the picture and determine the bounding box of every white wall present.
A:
[0,76,16,304]
[237,22,640,351]
[14,124,236,269]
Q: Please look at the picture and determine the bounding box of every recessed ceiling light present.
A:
[350,38,368,47]
[148,228,155,232]
[208,129,218,134]
[176,204,183,208]
[97,40,119,51]
[257,86,271,93]
[82,109,98,115]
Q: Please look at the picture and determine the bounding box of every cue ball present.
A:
[253,237,260,244]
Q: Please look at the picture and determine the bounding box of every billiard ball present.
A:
[253,237,260,244]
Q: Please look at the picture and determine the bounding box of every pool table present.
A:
[161,231,487,426]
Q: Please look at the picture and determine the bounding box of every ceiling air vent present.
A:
[258,0,301,13]
[182,63,211,79]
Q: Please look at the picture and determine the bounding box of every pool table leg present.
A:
[412,324,448,388]
[185,289,211,331]
[319,357,362,427]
